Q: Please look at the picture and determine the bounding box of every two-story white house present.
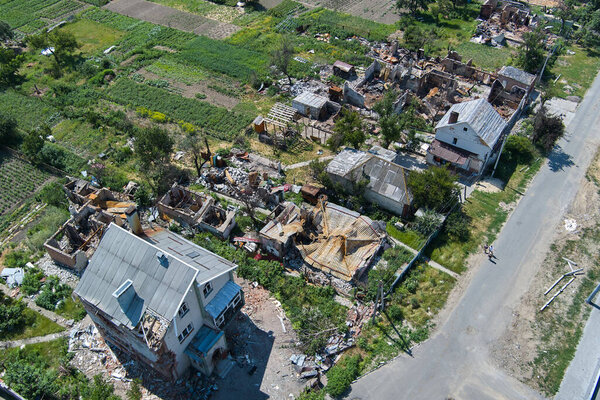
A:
[73,223,244,380]
[426,98,507,175]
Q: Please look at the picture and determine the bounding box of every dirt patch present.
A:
[299,0,401,24]
[104,0,240,39]
[121,54,140,67]
[491,153,600,394]
[476,177,504,193]
[135,68,240,110]
[153,45,177,53]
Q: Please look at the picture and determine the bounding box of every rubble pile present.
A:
[36,253,80,287]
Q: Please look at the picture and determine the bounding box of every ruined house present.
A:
[64,178,97,206]
[295,200,385,282]
[158,185,236,239]
[74,223,244,380]
[427,98,506,175]
[326,148,413,217]
[259,202,303,258]
[496,65,536,94]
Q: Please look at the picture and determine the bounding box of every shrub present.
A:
[503,135,534,163]
[3,250,31,269]
[21,268,45,295]
[326,355,362,398]
[35,276,72,311]
[413,209,442,236]
[37,181,68,208]
[444,209,471,242]
[194,93,207,100]
[0,293,26,335]
[151,111,168,123]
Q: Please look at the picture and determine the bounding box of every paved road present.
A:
[349,72,600,399]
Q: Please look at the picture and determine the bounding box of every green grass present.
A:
[0,337,67,369]
[0,306,65,341]
[426,156,543,274]
[62,20,126,54]
[386,223,425,250]
[52,119,120,155]
[454,42,512,71]
[148,0,218,15]
[55,297,87,321]
[547,45,600,99]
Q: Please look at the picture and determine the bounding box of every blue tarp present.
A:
[204,281,241,319]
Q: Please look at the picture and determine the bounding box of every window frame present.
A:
[177,322,194,343]
[203,282,213,298]
[178,302,189,319]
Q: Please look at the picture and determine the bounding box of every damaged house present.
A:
[258,201,385,282]
[427,98,507,175]
[158,184,236,239]
[326,148,413,217]
[74,223,244,380]
[45,180,137,271]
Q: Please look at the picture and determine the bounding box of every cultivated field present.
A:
[0,0,87,33]
[104,0,240,39]
[299,0,400,24]
[0,151,53,215]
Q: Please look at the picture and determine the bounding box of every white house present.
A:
[74,223,244,380]
[427,98,507,174]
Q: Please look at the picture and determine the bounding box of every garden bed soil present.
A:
[299,0,401,24]
[104,0,241,39]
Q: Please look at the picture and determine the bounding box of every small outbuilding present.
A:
[292,92,328,120]
[333,60,356,79]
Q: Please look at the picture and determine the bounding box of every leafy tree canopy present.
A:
[407,165,458,211]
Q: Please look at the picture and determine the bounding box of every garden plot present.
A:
[136,68,240,109]
[0,151,54,216]
[104,0,240,39]
[0,0,86,34]
[300,0,400,24]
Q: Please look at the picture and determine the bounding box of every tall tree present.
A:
[328,108,366,151]
[27,30,79,72]
[134,126,174,190]
[271,35,295,86]
[0,20,14,41]
[21,129,45,162]
[373,90,403,147]
[532,106,564,151]
[0,111,19,146]
[516,27,546,74]
[182,133,204,177]
[0,47,24,87]
[407,165,458,212]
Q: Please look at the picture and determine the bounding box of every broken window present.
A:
[203,282,213,298]
[463,127,468,132]
[178,302,189,318]
[178,322,194,343]
[453,137,458,144]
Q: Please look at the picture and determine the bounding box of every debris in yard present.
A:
[564,218,577,231]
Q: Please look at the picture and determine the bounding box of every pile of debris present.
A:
[35,254,81,287]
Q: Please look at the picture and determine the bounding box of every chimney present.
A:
[125,205,143,236]
[113,279,136,310]
[449,111,459,124]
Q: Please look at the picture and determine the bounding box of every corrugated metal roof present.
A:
[333,60,354,73]
[428,139,473,165]
[498,66,536,86]
[326,148,372,178]
[74,224,236,328]
[435,99,506,148]
[362,157,411,206]
[204,281,242,319]
[293,92,328,109]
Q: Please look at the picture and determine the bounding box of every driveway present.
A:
[349,71,600,399]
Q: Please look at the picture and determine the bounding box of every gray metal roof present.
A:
[74,224,236,329]
[435,99,507,148]
[363,157,411,206]
[205,281,241,319]
[326,148,372,178]
[293,92,328,109]
[497,66,536,86]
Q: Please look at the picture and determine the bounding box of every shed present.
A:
[292,92,328,120]
[333,61,356,78]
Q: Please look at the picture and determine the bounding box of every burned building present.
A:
[259,202,303,258]
[295,200,385,282]
[45,182,137,271]
[259,200,385,282]
[326,148,413,217]
[496,65,536,94]
[427,98,507,174]
[158,185,236,239]
[74,223,244,380]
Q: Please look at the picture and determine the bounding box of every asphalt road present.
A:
[349,73,600,400]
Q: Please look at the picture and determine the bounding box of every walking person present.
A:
[483,243,489,254]
[488,244,495,260]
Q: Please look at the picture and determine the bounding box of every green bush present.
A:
[37,181,68,208]
[413,209,442,236]
[0,293,26,335]
[21,268,45,296]
[504,135,535,163]
[3,249,32,269]
[35,276,72,311]
[444,209,471,242]
[326,354,362,398]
